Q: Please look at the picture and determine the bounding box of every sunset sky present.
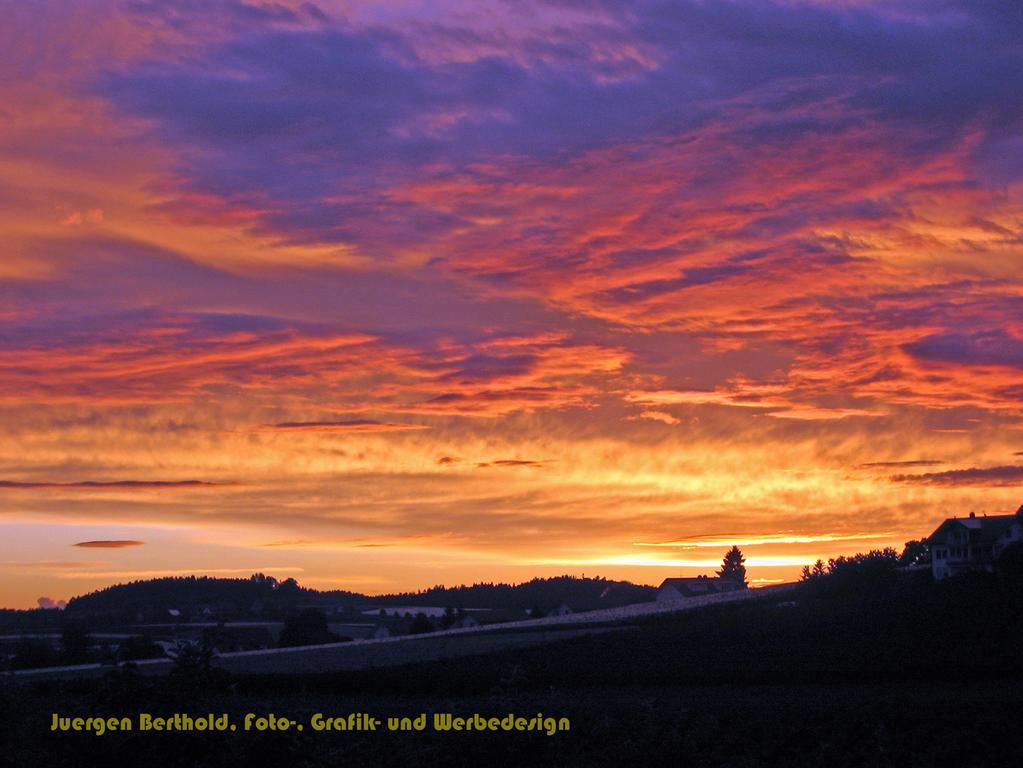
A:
[3,0,1023,608]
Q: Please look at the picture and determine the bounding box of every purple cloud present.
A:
[890,465,1023,487]
[95,0,1023,259]
[904,330,1023,369]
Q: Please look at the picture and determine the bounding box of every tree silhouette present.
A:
[997,542,1023,580]
[60,622,93,664]
[11,638,56,670]
[800,559,826,581]
[440,605,456,629]
[716,546,748,586]
[408,613,435,634]
[278,608,334,647]
[898,539,930,567]
[167,634,230,699]
[117,634,163,662]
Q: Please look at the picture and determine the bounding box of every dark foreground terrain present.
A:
[4,567,1022,767]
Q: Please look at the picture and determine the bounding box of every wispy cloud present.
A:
[857,460,944,469]
[634,532,897,549]
[476,459,548,469]
[270,419,429,432]
[0,480,230,490]
[73,540,145,548]
[890,466,1023,487]
[4,0,1023,605]
[51,567,306,580]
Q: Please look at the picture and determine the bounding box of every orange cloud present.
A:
[270,420,430,432]
[0,480,229,490]
[4,0,1023,607]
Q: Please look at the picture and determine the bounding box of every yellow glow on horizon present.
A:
[633,532,898,548]
[529,554,824,568]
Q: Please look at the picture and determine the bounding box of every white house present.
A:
[924,506,1023,580]
[656,575,745,603]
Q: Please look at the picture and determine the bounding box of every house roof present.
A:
[660,577,724,587]
[658,577,739,596]
[924,513,1020,545]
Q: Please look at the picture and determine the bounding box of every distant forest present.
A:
[375,576,654,611]
[20,574,655,623]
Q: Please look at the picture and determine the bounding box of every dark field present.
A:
[4,572,1022,767]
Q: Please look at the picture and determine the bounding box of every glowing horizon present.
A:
[3,0,1023,609]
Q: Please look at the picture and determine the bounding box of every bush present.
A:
[166,636,230,699]
[799,548,900,599]
[117,634,165,662]
[408,613,435,634]
[60,622,93,664]
[278,608,338,647]
[997,542,1023,580]
[10,637,58,670]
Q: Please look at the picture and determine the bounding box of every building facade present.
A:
[924,506,1023,580]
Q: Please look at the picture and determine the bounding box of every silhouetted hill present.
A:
[64,573,364,622]
[9,559,1023,767]
[375,576,655,612]
[59,573,654,622]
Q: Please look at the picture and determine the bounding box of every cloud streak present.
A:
[73,540,145,548]
[0,480,229,490]
[890,466,1023,487]
[270,420,429,432]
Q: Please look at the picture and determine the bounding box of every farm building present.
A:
[656,575,745,603]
